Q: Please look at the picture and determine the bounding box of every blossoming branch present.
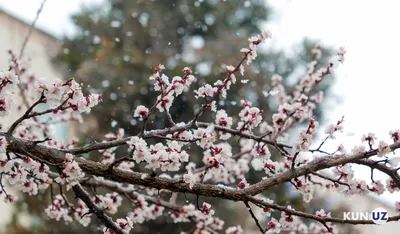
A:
[0,29,399,234]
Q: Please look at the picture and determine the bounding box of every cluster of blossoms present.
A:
[242,31,271,65]
[292,44,341,100]
[45,194,123,229]
[201,143,236,182]
[75,199,91,226]
[270,74,288,105]
[126,194,164,224]
[271,99,315,139]
[193,125,217,148]
[390,129,400,143]
[251,141,272,170]
[45,194,73,222]
[148,65,195,113]
[127,136,189,171]
[183,141,252,187]
[295,117,319,152]
[195,84,218,99]
[133,105,149,119]
[0,138,52,201]
[100,129,135,171]
[225,225,244,234]
[93,192,123,214]
[237,100,263,132]
[104,217,134,234]
[268,46,347,141]
[324,116,344,139]
[263,206,335,233]
[55,154,85,190]
[172,202,224,233]
[0,70,19,117]
[192,31,271,115]
[35,78,102,116]
[215,110,233,140]
[263,158,283,177]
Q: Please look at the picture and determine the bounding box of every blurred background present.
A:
[0,0,399,233]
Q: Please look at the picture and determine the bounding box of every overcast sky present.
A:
[1,0,399,207]
[0,0,104,37]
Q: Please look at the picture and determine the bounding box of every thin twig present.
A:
[8,92,45,134]
[19,0,47,59]
[107,148,135,171]
[310,172,351,189]
[244,201,264,234]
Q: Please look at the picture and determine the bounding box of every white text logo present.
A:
[343,207,388,225]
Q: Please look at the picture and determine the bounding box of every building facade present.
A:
[0,8,63,230]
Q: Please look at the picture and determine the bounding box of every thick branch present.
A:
[6,134,400,211]
[81,176,400,228]
[354,158,400,188]
[245,143,400,195]
[80,178,181,212]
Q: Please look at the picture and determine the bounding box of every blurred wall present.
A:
[0,8,63,230]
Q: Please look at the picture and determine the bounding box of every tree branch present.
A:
[7,92,45,134]
[72,183,126,234]
[244,201,264,234]
[64,122,290,155]
[19,0,47,59]
[5,133,400,227]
